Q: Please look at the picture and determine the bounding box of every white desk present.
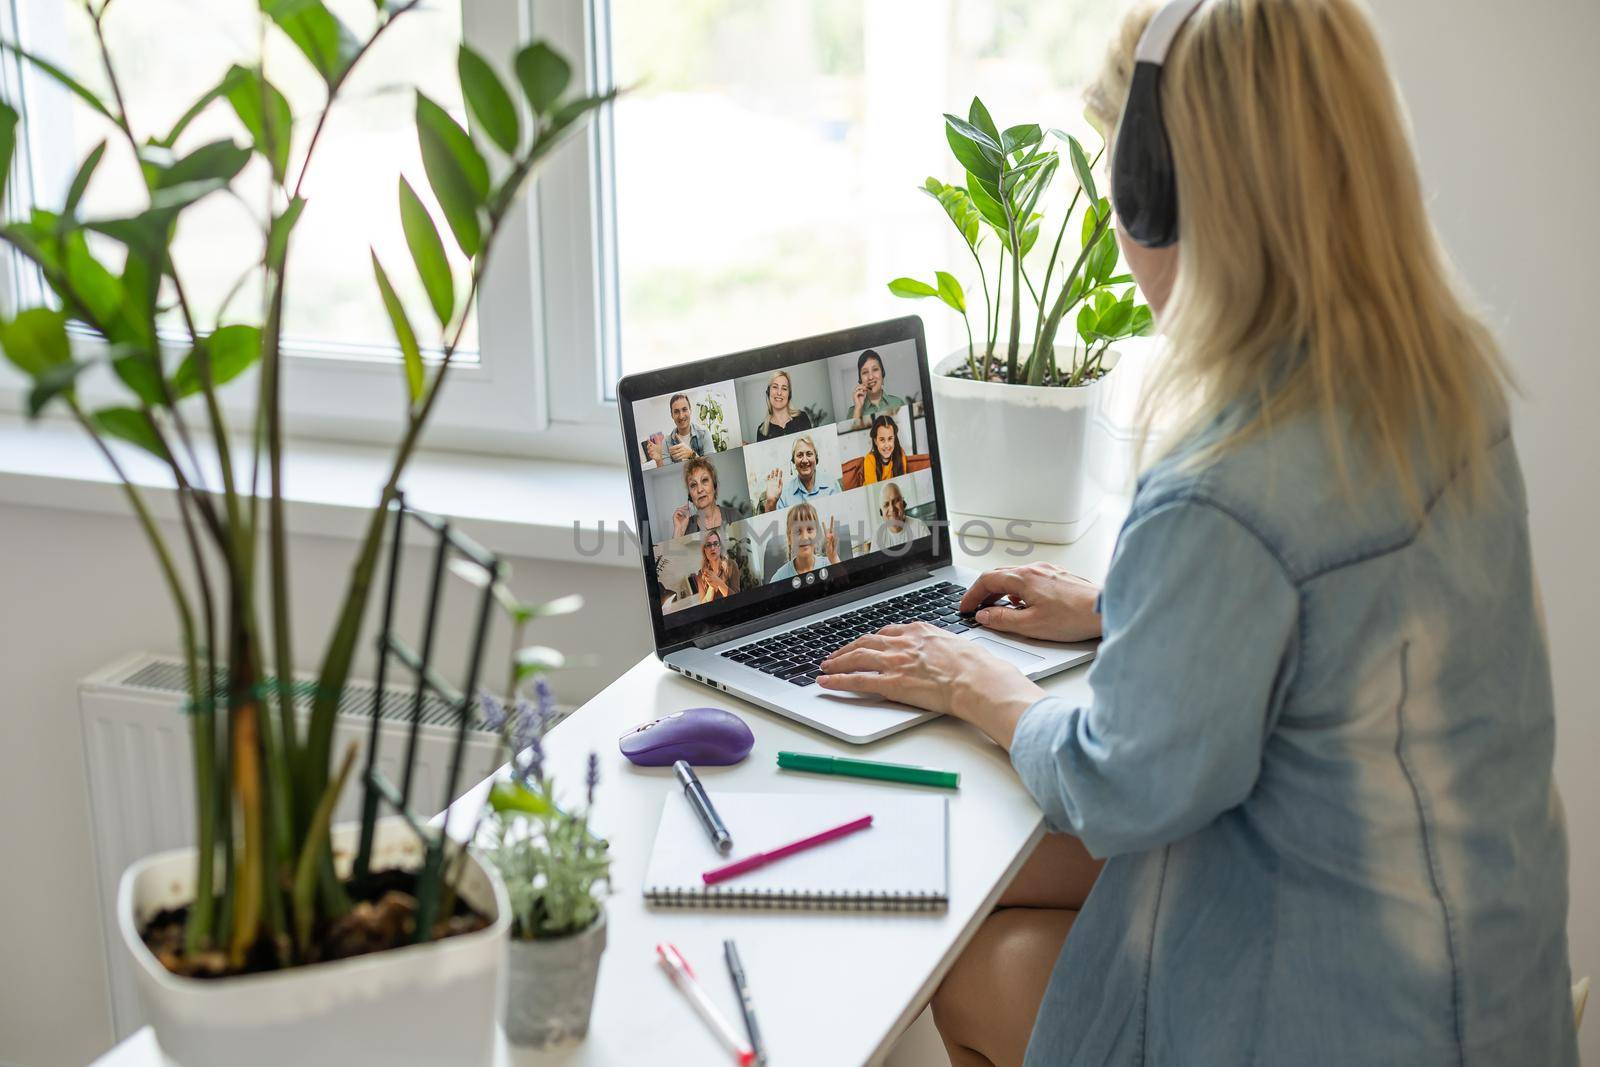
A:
[93,505,1126,1067]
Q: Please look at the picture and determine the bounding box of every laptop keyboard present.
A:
[718,581,973,687]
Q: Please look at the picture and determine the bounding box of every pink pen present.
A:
[656,942,756,1066]
[703,814,874,886]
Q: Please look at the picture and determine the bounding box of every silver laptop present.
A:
[618,315,1095,744]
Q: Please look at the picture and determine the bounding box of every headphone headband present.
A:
[1112,0,1207,248]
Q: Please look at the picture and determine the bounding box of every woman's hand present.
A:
[763,467,783,511]
[672,503,690,537]
[819,622,1045,748]
[959,563,1103,643]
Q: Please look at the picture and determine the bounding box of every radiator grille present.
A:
[117,659,493,731]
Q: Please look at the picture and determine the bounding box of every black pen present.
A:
[674,759,733,854]
[724,938,767,1066]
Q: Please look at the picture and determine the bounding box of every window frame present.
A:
[0,0,627,464]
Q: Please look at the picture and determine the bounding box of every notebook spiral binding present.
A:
[643,886,948,912]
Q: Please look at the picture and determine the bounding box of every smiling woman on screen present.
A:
[819,1,1577,1064]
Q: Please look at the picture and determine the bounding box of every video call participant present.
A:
[860,414,908,484]
[689,528,740,603]
[648,393,713,467]
[768,502,839,582]
[755,370,813,441]
[850,349,906,428]
[672,456,726,536]
[873,482,929,550]
[757,434,838,513]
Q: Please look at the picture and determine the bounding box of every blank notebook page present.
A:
[642,790,949,911]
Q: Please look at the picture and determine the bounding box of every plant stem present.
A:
[965,241,993,366]
[1035,212,1112,368]
[961,312,978,382]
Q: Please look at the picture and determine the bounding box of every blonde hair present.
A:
[790,434,818,466]
[785,502,819,558]
[1089,0,1507,511]
[760,370,800,434]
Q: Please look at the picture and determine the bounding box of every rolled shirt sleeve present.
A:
[1009,499,1299,857]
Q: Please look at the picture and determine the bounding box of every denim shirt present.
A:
[1009,413,1575,1065]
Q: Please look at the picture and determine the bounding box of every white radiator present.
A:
[79,652,508,1041]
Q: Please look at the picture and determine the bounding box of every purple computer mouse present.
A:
[618,707,754,767]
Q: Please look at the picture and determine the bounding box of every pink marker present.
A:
[702,814,874,885]
[656,942,756,1066]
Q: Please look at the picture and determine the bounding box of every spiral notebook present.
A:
[642,791,949,911]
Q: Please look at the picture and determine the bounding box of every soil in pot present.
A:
[139,867,490,979]
[946,359,1111,387]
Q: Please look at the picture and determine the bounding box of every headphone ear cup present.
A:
[1112,62,1181,249]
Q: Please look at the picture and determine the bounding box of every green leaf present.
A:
[458,45,520,155]
[1001,123,1042,155]
[0,307,71,376]
[267,196,306,268]
[415,93,487,256]
[1076,302,1098,346]
[111,352,165,406]
[371,252,424,402]
[398,177,453,326]
[514,645,566,672]
[224,65,293,181]
[1,41,114,122]
[263,0,360,84]
[934,270,966,314]
[155,140,251,190]
[1019,213,1043,258]
[965,173,1009,232]
[61,232,122,330]
[172,324,262,398]
[887,276,938,299]
[159,66,250,149]
[63,141,107,219]
[967,97,1000,142]
[489,779,552,816]
[0,102,17,204]
[26,358,92,417]
[513,41,572,116]
[529,593,584,617]
[944,116,1000,182]
[1068,135,1098,205]
[1130,305,1155,336]
[91,406,169,460]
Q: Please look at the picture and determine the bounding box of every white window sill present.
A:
[0,414,640,568]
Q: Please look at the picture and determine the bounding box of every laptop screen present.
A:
[618,317,950,651]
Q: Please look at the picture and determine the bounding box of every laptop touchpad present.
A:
[968,636,1044,668]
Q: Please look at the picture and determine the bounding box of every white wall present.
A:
[1371,2,1600,1060]
[0,502,652,1066]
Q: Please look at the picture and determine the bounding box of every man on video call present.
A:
[649,393,713,468]
[758,434,838,512]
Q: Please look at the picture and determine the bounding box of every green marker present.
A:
[777,750,960,790]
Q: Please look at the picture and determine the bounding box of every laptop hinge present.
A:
[685,569,936,650]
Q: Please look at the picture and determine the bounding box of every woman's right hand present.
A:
[672,503,690,536]
[958,563,1103,643]
[763,467,783,510]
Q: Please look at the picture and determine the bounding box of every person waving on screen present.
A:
[758,435,838,513]
[820,1,1577,1064]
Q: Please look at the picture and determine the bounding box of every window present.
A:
[2,0,1125,462]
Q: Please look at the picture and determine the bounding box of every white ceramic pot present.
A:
[932,346,1119,543]
[118,816,510,1067]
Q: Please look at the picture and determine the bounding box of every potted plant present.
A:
[0,3,612,1063]
[888,97,1153,542]
[477,681,612,1047]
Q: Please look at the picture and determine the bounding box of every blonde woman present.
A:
[757,434,838,513]
[690,528,740,603]
[768,502,838,582]
[820,2,1574,1064]
[755,370,813,441]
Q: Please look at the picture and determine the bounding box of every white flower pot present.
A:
[117,816,510,1067]
[932,346,1120,543]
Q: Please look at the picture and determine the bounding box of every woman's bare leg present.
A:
[932,907,1078,1067]
[931,835,1104,1065]
[998,832,1104,909]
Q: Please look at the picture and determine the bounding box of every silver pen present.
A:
[674,759,733,854]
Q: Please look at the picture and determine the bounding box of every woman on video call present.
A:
[819,1,1576,1064]
[850,349,906,428]
[671,456,725,536]
[860,414,908,485]
[690,528,740,603]
[755,370,814,441]
[758,434,838,512]
[768,502,839,583]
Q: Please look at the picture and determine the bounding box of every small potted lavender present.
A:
[472,580,611,1048]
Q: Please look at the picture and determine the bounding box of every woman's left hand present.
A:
[819,622,1046,748]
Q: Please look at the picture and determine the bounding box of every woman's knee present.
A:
[933,907,1078,1066]
[998,833,1105,909]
